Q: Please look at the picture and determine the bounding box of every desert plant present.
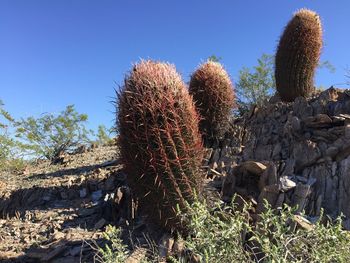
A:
[251,201,350,262]
[117,60,204,232]
[177,196,252,263]
[236,54,275,115]
[97,226,129,263]
[173,197,350,263]
[189,61,235,145]
[95,125,114,145]
[96,198,350,263]
[275,8,323,102]
[0,100,27,172]
[14,105,92,161]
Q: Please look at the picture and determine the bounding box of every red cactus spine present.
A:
[275,9,323,102]
[189,61,235,145]
[117,60,204,232]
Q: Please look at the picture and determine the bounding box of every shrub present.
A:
[96,197,350,263]
[97,226,128,263]
[236,54,275,115]
[95,125,114,146]
[117,60,204,232]
[14,105,92,161]
[177,198,350,263]
[189,61,235,145]
[0,100,27,172]
[275,9,323,102]
[178,196,251,262]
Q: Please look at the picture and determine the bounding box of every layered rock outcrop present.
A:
[205,87,350,229]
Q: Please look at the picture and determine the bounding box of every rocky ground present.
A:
[2,87,350,262]
[0,144,220,263]
[0,145,129,262]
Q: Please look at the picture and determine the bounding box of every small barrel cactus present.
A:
[117,60,204,232]
[189,61,235,145]
[275,9,323,102]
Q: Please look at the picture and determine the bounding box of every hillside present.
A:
[1,87,350,262]
[0,145,123,262]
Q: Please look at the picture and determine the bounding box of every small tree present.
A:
[236,54,335,115]
[0,100,27,172]
[14,105,92,161]
[0,100,15,163]
[96,124,113,145]
[236,54,275,115]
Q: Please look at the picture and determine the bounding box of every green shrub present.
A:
[96,197,350,263]
[95,125,114,146]
[178,196,251,262]
[175,197,350,263]
[97,226,128,263]
[0,100,27,172]
[14,105,92,161]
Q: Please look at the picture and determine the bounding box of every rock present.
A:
[240,161,267,175]
[291,116,301,132]
[221,172,236,202]
[293,140,321,171]
[293,96,313,118]
[210,149,220,164]
[259,163,277,191]
[325,146,339,158]
[92,190,103,202]
[338,113,350,120]
[275,193,285,209]
[79,188,87,198]
[94,218,106,229]
[303,114,333,128]
[339,156,350,220]
[78,207,98,217]
[292,184,311,213]
[256,185,279,214]
[60,191,68,199]
[69,246,81,257]
[42,244,67,261]
[158,233,174,260]
[52,256,78,263]
[293,215,314,231]
[279,176,296,192]
[336,145,350,162]
[343,218,350,231]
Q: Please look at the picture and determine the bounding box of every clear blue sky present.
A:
[1,0,349,131]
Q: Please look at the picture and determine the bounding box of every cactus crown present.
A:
[275,8,323,102]
[117,60,204,232]
[189,60,235,145]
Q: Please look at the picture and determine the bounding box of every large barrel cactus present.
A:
[117,60,204,232]
[275,9,323,102]
[189,61,235,145]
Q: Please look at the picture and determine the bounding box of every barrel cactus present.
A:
[275,9,323,102]
[189,61,235,145]
[117,60,204,232]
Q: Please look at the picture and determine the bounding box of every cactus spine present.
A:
[189,61,235,145]
[275,9,323,102]
[117,60,204,232]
